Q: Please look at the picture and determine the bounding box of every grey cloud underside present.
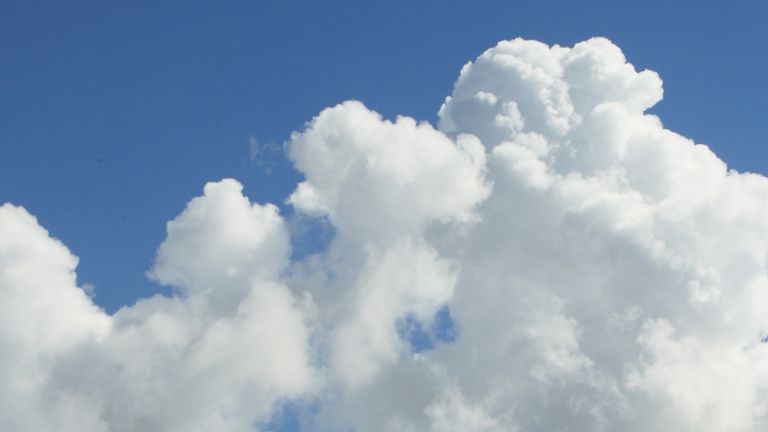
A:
[2,37,768,431]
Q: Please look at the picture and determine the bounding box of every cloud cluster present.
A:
[0,182,314,431]
[2,37,767,431]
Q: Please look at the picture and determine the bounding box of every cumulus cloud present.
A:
[2,37,768,431]
[0,183,314,431]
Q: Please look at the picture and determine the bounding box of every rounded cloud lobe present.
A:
[2,37,768,431]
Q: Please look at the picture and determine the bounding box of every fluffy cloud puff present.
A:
[1,37,767,431]
[0,182,314,431]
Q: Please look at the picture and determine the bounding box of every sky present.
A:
[2,1,768,431]
[2,0,767,312]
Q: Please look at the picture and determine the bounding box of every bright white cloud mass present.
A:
[2,37,768,431]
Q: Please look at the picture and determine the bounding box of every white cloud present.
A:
[2,37,768,431]
[150,179,290,297]
[426,385,503,432]
[0,182,314,431]
[288,100,490,243]
[0,204,109,431]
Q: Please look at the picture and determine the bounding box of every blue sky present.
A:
[2,1,766,312]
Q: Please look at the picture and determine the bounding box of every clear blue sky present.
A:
[2,0,767,313]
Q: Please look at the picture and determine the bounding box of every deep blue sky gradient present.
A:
[2,0,767,313]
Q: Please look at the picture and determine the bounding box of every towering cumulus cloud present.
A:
[1,37,767,431]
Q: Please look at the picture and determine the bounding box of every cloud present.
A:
[2,37,768,431]
[0,204,109,431]
[0,184,314,431]
[287,100,490,241]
